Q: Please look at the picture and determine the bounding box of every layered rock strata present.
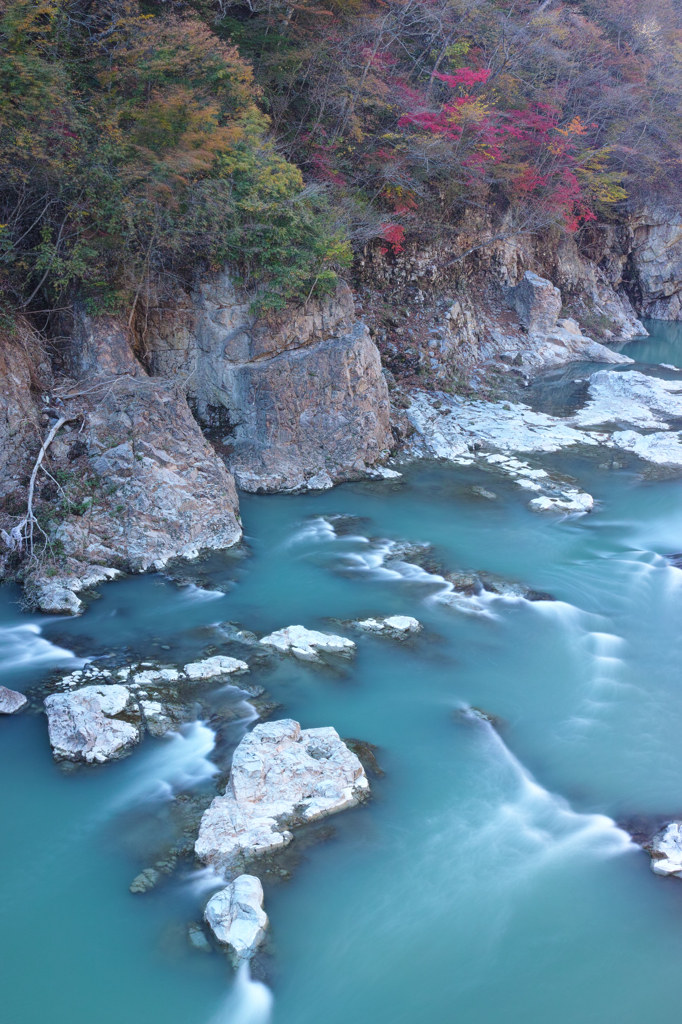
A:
[195,719,369,874]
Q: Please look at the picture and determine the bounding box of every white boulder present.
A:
[44,684,141,763]
[183,655,249,680]
[195,719,369,873]
[352,615,422,639]
[649,822,682,877]
[0,685,27,714]
[259,625,355,662]
[204,875,268,963]
[529,490,594,513]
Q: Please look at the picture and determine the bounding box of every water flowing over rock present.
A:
[143,277,392,492]
[352,615,422,638]
[204,874,268,963]
[0,685,28,714]
[44,683,141,763]
[647,822,682,877]
[195,719,369,874]
[259,625,356,661]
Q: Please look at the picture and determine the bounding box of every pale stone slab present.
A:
[205,875,268,963]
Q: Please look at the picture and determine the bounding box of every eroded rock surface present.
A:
[352,615,422,638]
[648,822,682,877]
[183,656,249,680]
[44,683,141,763]
[144,278,392,492]
[259,625,356,661]
[204,874,268,963]
[0,685,28,714]
[195,719,369,874]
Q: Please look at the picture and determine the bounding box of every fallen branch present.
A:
[3,414,81,557]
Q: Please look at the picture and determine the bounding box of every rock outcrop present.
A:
[195,719,369,874]
[204,874,268,963]
[0,685,28,714]
[647,822,682,877]
[352,615,422,638]
[259,625,356,661]
[628,204,682,320]
[44,683,141,763]
[143,277,392,492]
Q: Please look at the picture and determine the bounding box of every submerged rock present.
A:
[204,874,268,963]
[259,625,355,662]
[352,615,422,639]
[183,656,249,680]
[0,685,27,714]
[195,719,369,874]
[129,867,161,894]
[188,922,213,953]
[648,822,682,877]
[44,684,141,763]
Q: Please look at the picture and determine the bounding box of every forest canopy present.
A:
[2,0,682,318]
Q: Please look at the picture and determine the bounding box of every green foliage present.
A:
[0,0,344,314]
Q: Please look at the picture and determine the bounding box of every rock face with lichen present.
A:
[143,277,392,492]
[195,719,369,875]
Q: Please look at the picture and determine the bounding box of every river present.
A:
[3,322,682,1024]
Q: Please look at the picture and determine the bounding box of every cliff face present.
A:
[142,277,392,492]
[625,204,682,321]
[0,316,242,613]
[355,224,645,383]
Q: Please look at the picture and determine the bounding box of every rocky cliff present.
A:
[141,277,392,492]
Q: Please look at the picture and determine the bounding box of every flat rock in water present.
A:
[0,685,27,714]
[649,822,682,877]
[529,490,594,513]
[44,684,141,763]
[352,615,422,639]
[195,719,369,873]
[259,625,355,662]
[183,655,249,680]
[204,874,268,963]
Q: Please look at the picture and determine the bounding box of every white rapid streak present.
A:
[177,583,226,603]
[466,710,632,865]
[286,515,338,546]
[182,865,226,897]
[0,623,83,676]
[210,964,273,1024]
[112,721,218,808]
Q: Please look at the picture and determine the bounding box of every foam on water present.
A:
[177,584,226,604]
[210,965,273,1024]
[112,721,218,808]
[0,623,83,675]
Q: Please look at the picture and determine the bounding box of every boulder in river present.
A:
[648,822,682,877]
[44,684,141,763]
[204,874,268,963]
[183,655,249,680]
[0,685,27,714]
[352,615,422,638]
[195,719,369,873]
[259,625,355,662]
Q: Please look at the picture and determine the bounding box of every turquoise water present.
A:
[4,323,682,1023]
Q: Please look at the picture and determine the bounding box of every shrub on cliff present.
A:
[0,0,349,316]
